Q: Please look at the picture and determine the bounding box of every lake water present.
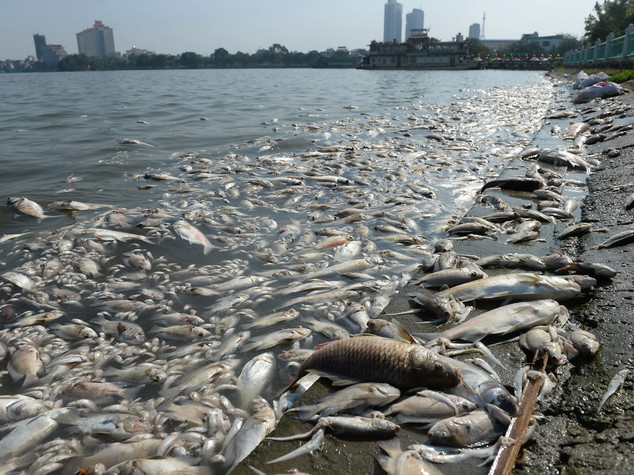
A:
[0,68,558,471]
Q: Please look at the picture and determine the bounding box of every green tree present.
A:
[464,38,490,57]
[554,35,583,56]
[585,0,634,43]
[212,48,230,67]
[180,51,201,68]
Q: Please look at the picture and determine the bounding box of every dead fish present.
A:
[479,177,544,193]
[556,261,617,280]
[77,228,154,244]
[49,200,114,211]
[241,327,311,352]
[596,369,629,413]
[476,253,546,271]
[0,408,70,463]
[104,459,212,474]
[427,407,507,447]
[418,299,563,343]
[376,437,443,475]
[413,264,487,289]
[7,196,45,218]
[7,344,46,387]
[10,309,64,327]
[538,149,593,170]
[288,336,462,390]
[223,398,276,473]
[383,389,477,424]
[435,272,581,302]
[270,415,400,441]
[597,228,634,249]
[173,220,215,254]
[287,382,401,421]
[120,138,153,146]
[91,316,146,344]
[236,352,277,410]
[569,328,600,358]
[562,122,590,139]
[557,222,595,239]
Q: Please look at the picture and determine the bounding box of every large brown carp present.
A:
[289,335,461,390]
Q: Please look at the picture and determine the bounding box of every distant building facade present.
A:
[384,0,403,42]
[521,32,564,52]
[481,39,516,52]
[468,23,481,40]
[77,20,115,57]
[33,34,47,59]
[405,9,424,40]
[33,33,67,66]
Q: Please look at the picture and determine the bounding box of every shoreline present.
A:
[237,72,634,474]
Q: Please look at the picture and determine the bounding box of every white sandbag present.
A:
[572,70,590,89]
[572,81,622,104]
[578,72,610,89]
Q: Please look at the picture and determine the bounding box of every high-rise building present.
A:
[405,9,424,40]
[33,34,47,59]
[76,20,115,57]
[384,0,403,43]
[468,23,481,40]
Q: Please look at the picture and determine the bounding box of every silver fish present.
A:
[597,369,629,413]
[436,272,581,302]
[287,382,401,421]
[236,352,277,410]
[419,299,563,343]
[7,196,45,218]
[172,219,215,254]
[427,407,506,447]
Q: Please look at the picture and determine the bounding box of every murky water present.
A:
[0,68,556,472]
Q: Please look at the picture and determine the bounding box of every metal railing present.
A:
[564,24,634,65]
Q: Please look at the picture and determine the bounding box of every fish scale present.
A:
[292,336,461,390]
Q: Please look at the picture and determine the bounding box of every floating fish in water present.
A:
[173,219,215,254]
[288,335,462,390]
[49,200,114,211]
[76,227,154,244]
[6,196,45,218]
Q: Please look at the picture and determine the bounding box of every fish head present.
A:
[481,382,518,416]
[411,348,462,388]
[427,417,469,447]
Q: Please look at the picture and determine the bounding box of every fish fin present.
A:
[266,427,325,465]
[305,369,359,386]
[376,437,402,457]
[203,244,213,255]
[389,319,417,343]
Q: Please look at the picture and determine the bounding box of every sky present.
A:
[0,0,601,60]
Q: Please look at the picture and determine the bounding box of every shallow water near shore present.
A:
[0,68,579,472]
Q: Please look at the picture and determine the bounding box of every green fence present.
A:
[564,24,634,65]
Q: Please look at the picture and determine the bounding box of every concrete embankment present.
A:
[237,72,634,475]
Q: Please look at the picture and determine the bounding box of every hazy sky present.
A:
[1,0,600,60]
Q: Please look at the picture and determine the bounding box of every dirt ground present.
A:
[514,70,634,475]
[237,71,634,475]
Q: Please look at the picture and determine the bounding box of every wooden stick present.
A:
[488,355,547,475]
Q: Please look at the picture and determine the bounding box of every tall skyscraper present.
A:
[468,23,481,40]
[405,9,424,39]
[33,34,47,59]
[384,0,403,43]
[76,20,116,57]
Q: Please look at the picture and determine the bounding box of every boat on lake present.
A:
[357,31,480,71]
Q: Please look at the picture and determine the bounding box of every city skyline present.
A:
[1,0,599,60]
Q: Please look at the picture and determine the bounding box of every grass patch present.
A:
[609,69,634,82]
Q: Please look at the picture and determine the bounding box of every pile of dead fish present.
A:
[0,79,593,474]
